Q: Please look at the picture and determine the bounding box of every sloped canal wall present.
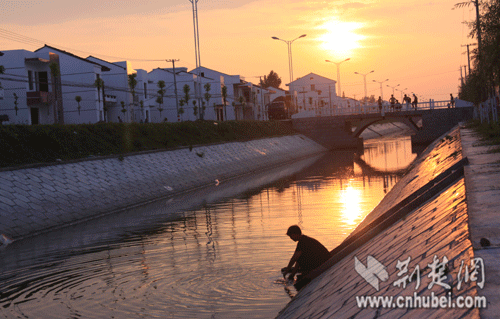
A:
[0,135,326,241]
[277,126,483,318]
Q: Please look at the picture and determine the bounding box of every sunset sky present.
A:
[1,0,476,101]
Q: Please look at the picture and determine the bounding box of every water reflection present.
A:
[360,136,417,173]
[0,135,418,318]
[340,185,363,225]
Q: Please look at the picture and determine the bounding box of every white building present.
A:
[191,66,247,121]
[267,86,287,103]
[0,46,109,125]
[0,49,58,125]
[287,72,338,116]
[0,48,276,125]
[147,67,224,122]
[287,72,364,117]
[85,57,136,123]
[232,81,272,120]
[35,45,110,124]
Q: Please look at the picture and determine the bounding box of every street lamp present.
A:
[325,58,350,98]
[354,70,374,104]
[372,79,389,101]
[395,87,408,101]
[272,34,307,84]
[387,83,400,96]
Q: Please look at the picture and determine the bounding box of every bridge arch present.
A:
[352,117,421,138]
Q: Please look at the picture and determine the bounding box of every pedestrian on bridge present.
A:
[389,94,396,111]
[403,94,411,110]
[395,100,402,111]
[412,94,418,110]
[450,94,455,108]
[378,96,383,113]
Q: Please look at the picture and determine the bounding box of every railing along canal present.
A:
[301,100,468,118]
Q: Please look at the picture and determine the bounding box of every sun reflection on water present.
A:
[340,183,362,225]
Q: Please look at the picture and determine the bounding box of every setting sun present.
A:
[318,19,366,57]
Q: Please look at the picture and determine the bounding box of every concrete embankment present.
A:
[0,134,326,242]
[277,125,486,318]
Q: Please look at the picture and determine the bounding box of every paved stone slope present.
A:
[0,135,326,241]
[277,178,479,318]
[277,126,484,318]
[347,126,463,241]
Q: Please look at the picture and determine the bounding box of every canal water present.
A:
[0,132,419,318]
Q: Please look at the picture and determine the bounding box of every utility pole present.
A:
[166,59,180,121]
[460,66,464,87]
[454,1,481,59]
[474,0,482,57]
[461,43,476,77]
[189,0,204,119]
[260,76,265,120]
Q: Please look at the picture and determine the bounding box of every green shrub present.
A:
[0,120,295,168]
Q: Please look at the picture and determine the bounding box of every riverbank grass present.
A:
[466,120,500,152]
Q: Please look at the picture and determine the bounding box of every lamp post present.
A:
[372,79,389,101]
[325,58,350,98]
[354,70,374,104]
[395,87,408,102]
[387,83,400,96]
[272,34,307,84]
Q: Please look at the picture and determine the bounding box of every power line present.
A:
[0,27,166,62]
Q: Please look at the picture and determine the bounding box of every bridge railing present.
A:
[329,100,460,117]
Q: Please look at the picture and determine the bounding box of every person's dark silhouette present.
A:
[412,94,418,109]
[282,225,330,282]
[389,95,396,111]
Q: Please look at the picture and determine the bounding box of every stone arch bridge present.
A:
[291,107,474,150]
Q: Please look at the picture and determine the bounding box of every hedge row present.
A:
[0,120,295,168]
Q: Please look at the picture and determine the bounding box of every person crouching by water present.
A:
[281,225,330,282]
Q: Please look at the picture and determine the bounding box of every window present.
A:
[38,71,48,92]
[144,83,147,98]
[28,70,34,90]
[311,84,315,91]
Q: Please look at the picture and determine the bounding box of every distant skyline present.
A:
[1,0,476,101]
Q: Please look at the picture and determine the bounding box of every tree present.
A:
[157,80,166,119]
[192,100,198,118]
[459,0,500,102]
[221,85,228,120]
[260,70,282,89]
[50,62,63,124]
[182,84,191,117]
[0,65,4,89]
[204,83,211,116]
[13,93,19,115]
[120,101,127,115]
[94,77,105,122]
[75,96,82,115]
[128,73,138,121]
